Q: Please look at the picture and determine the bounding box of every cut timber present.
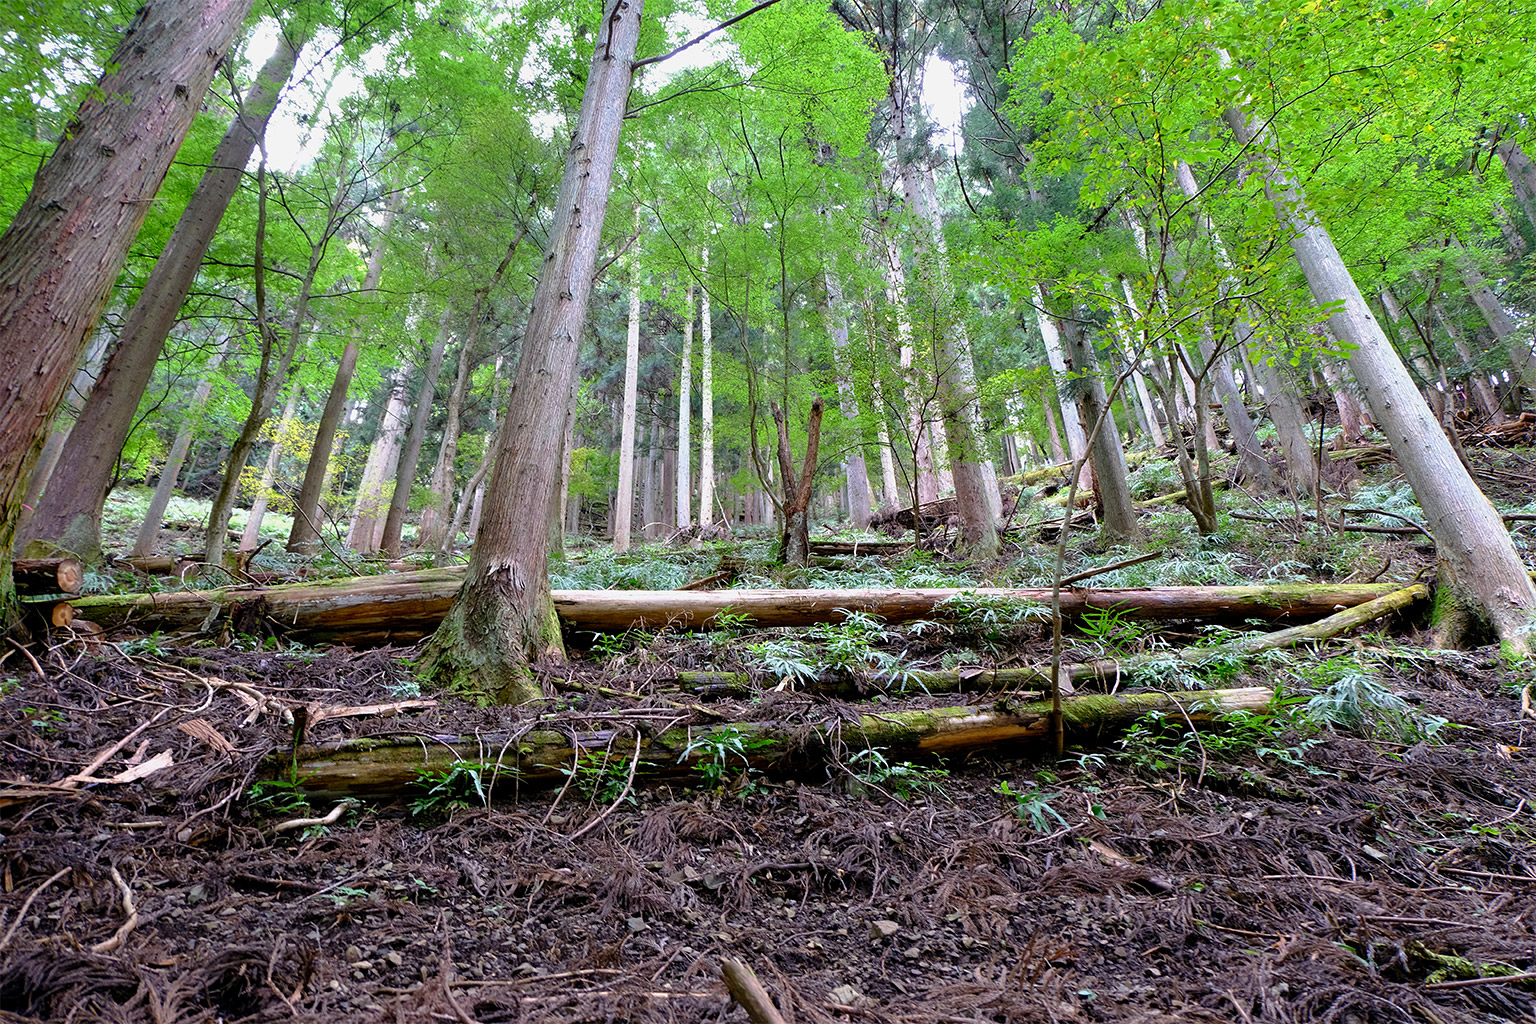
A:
[63,573,1415,643]
[282,687,1272,800]
[13,557,84,595]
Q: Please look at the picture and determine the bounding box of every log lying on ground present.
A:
[283,686,1273,800]
[674,583,1428,696]
[12,557,84,595]
[61,573,1415,643]
[806,539,913,557]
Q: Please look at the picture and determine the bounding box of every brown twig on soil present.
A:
[5,636,44,678]
[567,729,645,842]
[0,867,70,953]
[90,866,139,953]
[720,957,789,1024]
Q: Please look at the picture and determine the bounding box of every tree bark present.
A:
[0,0,253,620]
[699,247,717,527]
[614,262,642,552]
[64,576,1413,643]
[1224,101,1536,650]
[239,383,301,552]
[771,398,825,566]
[418,0,644,704]
[288,199,399,553]
[18,323,112,539]
[1053,297,1140,544]
[347,376,412,553]
[134,340,233,557]
[677,284,694,529]
[18,15,303,564]
[380,310,453,557]
[824,272,873,529]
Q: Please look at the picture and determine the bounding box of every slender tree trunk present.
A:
[643,409,661,540]
[1052,293,1140,544]
[824,273,873,529]
[772,399,824,566]
[677,284,693,529]
[614,263,642,552]
[1246,340,1318,497]
[17,14,302,564]
[380,310,453,557]
[1033,287,1092,490]
[420,0,643,703]
[858,290,903,508]
[133,339,232,557]
[1450,234,1536,383]
[18,323,113,537]
[699,248,716,527]
[288,198,398,553]
[1041,386,1066,462]
[240,384,301,551]
[1225,100,1536,649]
[882,225,937,503]
[1494,135,1536,238]
[348,376,412,553]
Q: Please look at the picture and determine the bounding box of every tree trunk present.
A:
[1495,135,1536,234]
[699,247,717,527]
[288,198,398,553]
[824,273,873,529]
[133,341,232,557]
[677,284,693,529]
[418,0,644,704]
[643,409,662,540]
[239,385,301,552]
[1225,101,1536,650]
[614,264,642,552]
[380,310,453,557]
[1033,288,1093,492]
[1055,302,1140,544]
[771,398,825,566]
[347,376,412,553]
[18,323,113,539]
[204,163,324,569]
[1450,233,1536,384]
[882,228,938,504]
[16,13,301,564]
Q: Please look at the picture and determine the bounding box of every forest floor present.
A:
[4,449,1536,1023]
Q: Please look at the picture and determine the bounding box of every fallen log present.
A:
[806,539,913,557]
[63,574,1415,643]
[673,583,1427,696]
[551,582,1410,632]
[282,686,1273,800]
[13,557,84,596]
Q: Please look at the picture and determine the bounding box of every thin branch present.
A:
[633,0,785,70]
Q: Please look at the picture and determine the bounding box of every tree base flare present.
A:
[417,570,563,706]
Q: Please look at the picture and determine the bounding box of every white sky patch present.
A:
[922,55,970,154]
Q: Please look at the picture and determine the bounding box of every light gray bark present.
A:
[348,374,412,553]
[699,247,716,527]
[1225,99,1536,648]
[677,284,693,529]
[614,264,641,552]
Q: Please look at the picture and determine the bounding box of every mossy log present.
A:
[674,583,1428,696]
[806,540,913,556]
[62,573,1414,644]
[282,687,1273,800]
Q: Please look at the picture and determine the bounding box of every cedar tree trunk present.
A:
[418,0,644,703]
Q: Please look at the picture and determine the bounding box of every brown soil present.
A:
[2,630,1534,1024]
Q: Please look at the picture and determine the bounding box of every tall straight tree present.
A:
[676,283,694,529]
[1224,93,1536,650]
[0,0,253,622]
[613,257,642,553]
[20,17,308,562]
[698,246,717,526]
[420,0,644,703]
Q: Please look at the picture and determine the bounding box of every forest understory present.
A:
[4,444,1536,1024]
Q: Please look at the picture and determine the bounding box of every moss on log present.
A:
[282,687,1272,800]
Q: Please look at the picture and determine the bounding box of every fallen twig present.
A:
[0,868,71,953]
[90,866,139,954]
[720,957,789,1024]
[272,798,359,834]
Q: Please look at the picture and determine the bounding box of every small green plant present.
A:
[114,633,173,657]
[248,776,313,817]
[847,748,948,799]
[1303,667,1449,743]
[1075,603,1156,658]
[561,750,638,805]
[319,885,371,908]
[748,638,821,686]
[710,607,754,633]
[589,631,630,657]
[679,726,772,789]
[410,759,508,816]
[997,781,1068,833]
[20,707,65,733]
